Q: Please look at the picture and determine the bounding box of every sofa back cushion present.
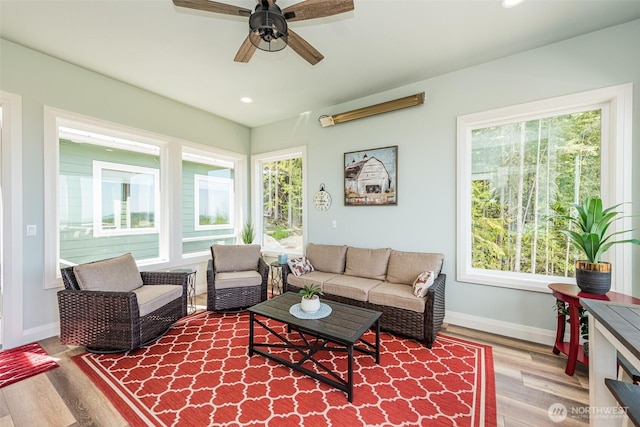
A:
[73,253,142,292]
[212,244,260,272]
[306,243,348,274]
[386,250,445,285]
[344,247,391,280]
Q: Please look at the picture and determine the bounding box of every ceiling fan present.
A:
[172,0,354,65]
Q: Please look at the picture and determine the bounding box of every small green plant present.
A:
[241,220,255,244]
[554,196,640,264]
[298,284,324,300]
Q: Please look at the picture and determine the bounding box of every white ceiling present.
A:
[2,0,640,128]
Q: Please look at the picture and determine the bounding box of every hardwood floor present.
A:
[1,295,593,427]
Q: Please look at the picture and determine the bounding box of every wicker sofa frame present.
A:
[206,257,269,312]
[283,268,446,349]
[59,268,189,353]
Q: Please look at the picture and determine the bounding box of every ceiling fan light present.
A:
[249,7,288,52]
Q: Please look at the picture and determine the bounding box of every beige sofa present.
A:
[283,243,446,348]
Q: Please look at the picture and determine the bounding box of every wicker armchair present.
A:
[207,244,269,312]
[58,254,189,353]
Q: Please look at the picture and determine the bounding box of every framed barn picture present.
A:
[344,145,397,206]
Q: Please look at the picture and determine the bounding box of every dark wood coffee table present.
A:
[248,292,382,402]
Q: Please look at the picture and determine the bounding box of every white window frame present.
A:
[193,174,234,231]
[1,91,24,348]
[93,161,161,237]
[456,84,633,294]
[44,107,248,288]
[181,144,245,258]
[251,146,307,257]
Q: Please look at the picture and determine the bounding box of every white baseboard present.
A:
[22,322,60,346]
[445,310,557,346]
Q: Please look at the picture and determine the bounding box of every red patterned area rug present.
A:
[73,311,496,427]
[0,342,59,388]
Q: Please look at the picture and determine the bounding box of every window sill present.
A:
[456,268,575,293]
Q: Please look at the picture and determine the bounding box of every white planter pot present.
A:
[300,296,320,313]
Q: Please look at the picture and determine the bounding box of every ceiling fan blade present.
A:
[173,0,252,17]
[234,33,260,63]
[282,0,354,22]
[287,29,324,65]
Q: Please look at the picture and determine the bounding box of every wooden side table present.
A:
[548,283,640,376]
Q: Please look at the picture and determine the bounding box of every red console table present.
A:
[549,283,640,376]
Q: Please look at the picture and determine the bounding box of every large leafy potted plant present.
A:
[556,196,640,294]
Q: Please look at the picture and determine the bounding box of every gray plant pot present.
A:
[575,261,611,295]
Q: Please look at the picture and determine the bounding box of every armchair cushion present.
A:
[133,285,184,316]
[211,244,261,272]
[73,253,142,292]
[214,271,263,289]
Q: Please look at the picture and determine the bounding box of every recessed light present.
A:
[502,0,526,8]
[240,97,253,104]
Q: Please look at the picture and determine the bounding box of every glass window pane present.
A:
[261,157,303,253]
[197,176,232,227]
[182,152,236,256]
[470,110,601,277]
[59,135,160,268]
[98,165,157,231]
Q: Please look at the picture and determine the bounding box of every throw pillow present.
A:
[287,257,315,277]
[412,271,435,297]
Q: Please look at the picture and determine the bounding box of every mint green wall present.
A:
[251,20,640,334]
[0,39,250,333]
[2,18,639,342]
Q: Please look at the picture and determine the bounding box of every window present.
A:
[252,146,306,256]
[44,108,247,288]
[93,161,160,236]
[194,175,233,231]
[56,126,162,269]
[182,148,240,256]
[457,84,633,293]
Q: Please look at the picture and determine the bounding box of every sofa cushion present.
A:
[73,253,142,292]
[385,251,444,285]
[412,271,436,297]
[287,271,340,291]
[344,247,391,280]
[287,256,315,277]
[306,243,348,274]
[214,271,262,289]
[133,284,183,317]
[368,282,426,313]
[324,275,383,302]
[211,244,260,272]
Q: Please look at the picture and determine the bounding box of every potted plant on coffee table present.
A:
[299,284,324,313]
[555,196,640,294]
